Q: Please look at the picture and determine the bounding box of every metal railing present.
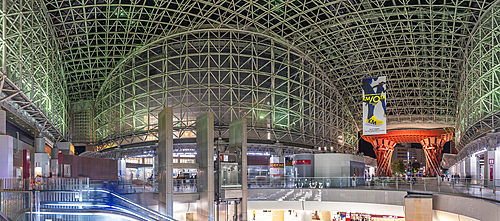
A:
[1,178,89,191]
[174,179,197,193]
[247,176,500,202]
[0,178,88,221]
[0,178,177,221]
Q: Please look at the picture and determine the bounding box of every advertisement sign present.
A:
[270,163,284,168]
[292,160,311,165]
[362,76,387,135]
[64,164,71,177]
[270,163,284,177]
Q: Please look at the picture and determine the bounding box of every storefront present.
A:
[334,212,404,221]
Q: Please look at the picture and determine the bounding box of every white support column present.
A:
[485,150,491,186]
[470,156,478,179]
[0,137,13,178]
[158,107,174,216]
[118,158,126,180]
[34,136,50,177]
[495,149,500,186]
[196,113,214,221]
[0,110,6,135]
[465,156,471,178]
[50,147,59,177]
[0,110,13,178]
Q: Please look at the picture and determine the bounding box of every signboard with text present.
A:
[362,76,387,135]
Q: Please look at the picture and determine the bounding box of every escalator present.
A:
[9,189,176,221]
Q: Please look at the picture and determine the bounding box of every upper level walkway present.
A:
[245,176,500,202]
[2,177,500,221]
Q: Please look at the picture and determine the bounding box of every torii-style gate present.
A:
[361,129,453,177]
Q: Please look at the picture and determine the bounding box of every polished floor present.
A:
[252,210,306,221]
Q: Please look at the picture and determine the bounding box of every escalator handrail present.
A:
[14,208,152,221]
[0,211,11,221]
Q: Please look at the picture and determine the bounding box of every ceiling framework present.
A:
[0,0,482,152]
[93,30,357,152]
[457,0,500,151]
[43,0,494,147]
[0,0,68,142]
[80,142,319,159]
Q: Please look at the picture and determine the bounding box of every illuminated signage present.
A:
[293,160,311,165]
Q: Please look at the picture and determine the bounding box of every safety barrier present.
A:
[247,176,500,202]
[0,178,176,221]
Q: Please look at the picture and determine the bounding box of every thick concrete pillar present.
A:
[319,211,330,221]
[196,113,214,221]
[34,137,50,177]
[459,159,466,178]
[50,147,58,177]
[485,149,500,186]
[465,156,478,179]
[0,110,13,178]
[0,110,6,134]
[485,150,492,186]
[118,158,126,180]
[0,135,13,178]
[404,194,432,221]
[158,107,174,216]
[271,210,284,221]
[229,118,247,221]
[56,142,73,155]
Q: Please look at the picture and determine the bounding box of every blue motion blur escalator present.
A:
[13,189,176,221]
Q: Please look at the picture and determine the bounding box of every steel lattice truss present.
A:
[457,1,500,151]
[43,0,493,147]
[329,0,488,126]
[0,0,68,141]
[93,30,357,151]
[2,0,497,150]
[80,142,319,159]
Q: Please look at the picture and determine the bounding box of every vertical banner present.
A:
[362,76,387,135]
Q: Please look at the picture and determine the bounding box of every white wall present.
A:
[0,135,13,178]
[485,149,500,185]
[433,210,479,221]
[314,154,365,177]
[247,201,405,217]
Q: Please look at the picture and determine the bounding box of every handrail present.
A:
[246,176,500,202]
[0,178,177,221]
[0,210,11,221]
[14,208,151,221]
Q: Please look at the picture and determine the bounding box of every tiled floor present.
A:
[252,210,306,221]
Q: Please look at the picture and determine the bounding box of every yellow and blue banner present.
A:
[362,76,387,135]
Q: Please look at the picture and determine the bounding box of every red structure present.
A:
[362,129,453,177]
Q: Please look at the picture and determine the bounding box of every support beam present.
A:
[0,110,12,178]
[362,129,453,177]
[420,137,447,177]
[158,107,173,216]
[196,113,214,221]
[370,138,396,176]
[229,118,247,221]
